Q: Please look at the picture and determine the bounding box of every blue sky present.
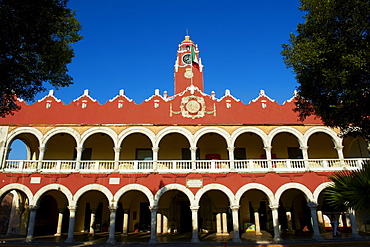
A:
[37,0,304,105]
[10,0,305,159]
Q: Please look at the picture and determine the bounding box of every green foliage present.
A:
[0,0,82,117]
[282,0,370,137]
[325,161,370,211]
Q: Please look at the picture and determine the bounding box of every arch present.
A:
[193,127,231,148]
[235,183,275,205]
[154,184,195,207]
[275,183,314,203]
[118,127,156,147]
[195,183,235,205]
[113,184,154,206]
[304,127,341,148]
[230,127,269,148]
[154,126,193,147]
[313,182,333,203]
[0,183,33,203]
[6,127,43,147]
[42,127,81,147]
[31,184,73,206]
[73,184,113,206]
[80,127,118,147]
[268,127,305,147]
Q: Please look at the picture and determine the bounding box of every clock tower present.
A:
[174,36,204,94]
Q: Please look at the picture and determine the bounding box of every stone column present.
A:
[107,205,117,244]
[156,211,162,235]
[348,209,362,238]
[149,206,158,244]
[7,190,19,235]
[227,147,235,170]
[88,208,96,236]
[264,146,273,169]
[216,212,222,235]
[334,145,345,162]
[152,147,159,171]
[190,147,197,170]
[269,204,282,242]
[54,208,65,236]
[317,209,324,232]
[162,209,168,234]
[300,146,309,168]
[65,206,77,243]
[190,206,200,242]
[253,207,263,235]
[37,147,46,170]
[113,147,121,171]
[75,146,84,170]
[284,207,295,234]
[222,212,228,234]
[230,205,241,242]
[121,209,129,236]
[307,202,322,240]
[25,205,38,243]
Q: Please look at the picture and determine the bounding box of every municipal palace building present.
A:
[0,36,369,243]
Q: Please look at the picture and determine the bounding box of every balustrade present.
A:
[3,158,368,173]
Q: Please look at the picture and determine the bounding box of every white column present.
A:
[222,212,228,234]
[348,209,362,238]
[65,206,77,243]
[156,211,162,235]
[269,204,282,242]
[107,205,117,244]
[190,206,199,242]
[264,146,273,169]
[307,202,322,240]
[227,147,235,170]
[230,205,241,242]
[6,190,19,235]
[335,145,345,161]
[25,205,38,243]
[75,146,84,170]
[54,208,64,236]
[88,209,96,236]
[149,206,158,244]
[121,209,129,236]
[317,209,324,232]
[216,212,222,235]
[152,147,159,171]
[300,146,309,168]
[190,147,197,170]
[37,146,46,170]
[113,147,121,171]
[285,207,295,234]
[162,209,168,234]
[253,207,262,235]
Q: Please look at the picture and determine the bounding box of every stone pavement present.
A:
[0,230,369,246]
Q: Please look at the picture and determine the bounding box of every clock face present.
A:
[182,54,191,64]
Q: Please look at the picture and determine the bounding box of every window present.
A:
[287,147,303,159]
[136,149,153,160]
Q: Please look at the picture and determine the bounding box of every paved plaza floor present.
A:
[0,230,369,246]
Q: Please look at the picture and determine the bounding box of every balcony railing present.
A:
[2,158,368,174]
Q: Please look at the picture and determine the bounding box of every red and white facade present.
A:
[0,36,368,243]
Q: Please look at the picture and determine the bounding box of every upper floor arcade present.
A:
[1,125,369,174]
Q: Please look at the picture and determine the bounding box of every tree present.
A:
[282,0,370,139]
[325,161,370,211]
[0,0,82,117]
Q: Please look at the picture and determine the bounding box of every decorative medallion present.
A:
[184,68,193,78]
[170,96,216,119]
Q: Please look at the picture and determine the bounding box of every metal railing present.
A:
[2,158,368,173]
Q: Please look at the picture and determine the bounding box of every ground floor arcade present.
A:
[0,172,363,243]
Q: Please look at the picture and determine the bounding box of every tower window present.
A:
[118,100,123,108]
[46,101,52,109]
[82,101,87,108]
